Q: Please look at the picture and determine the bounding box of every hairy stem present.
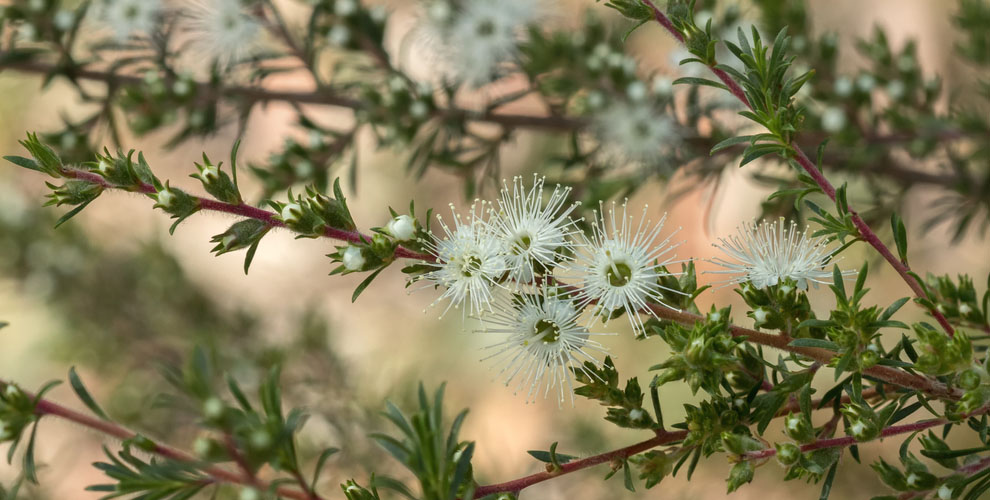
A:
[647,305,960,400]
[61,168,434,262]
[0,56,585,133]
[20,385,322,500]
[472,429,687,498]
[741,405,990,461]
[640,1,956,337]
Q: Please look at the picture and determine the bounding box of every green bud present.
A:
[871,460,908,491]
[210,219,270,255]
[721,432,764,455]
[202,397,225,422]
[726,461,754,493]
[249,429,272,451]
[957,368,982,391]
[859,349,880,369]
[774,442,801,466]
[783,413,815,443]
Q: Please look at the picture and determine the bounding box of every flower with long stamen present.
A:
[707,218,848,290]
[92,0,162,40]
[478,287,610,406]
[418,202,507,319]
[421,0,544,86]
[568,202,684,336]
[489,175,581,284]
[182,0,262,69]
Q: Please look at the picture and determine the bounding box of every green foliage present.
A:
[369,384,476,500]
[649,309,743,395]
[575,357,659,430]
[86,445,211,500]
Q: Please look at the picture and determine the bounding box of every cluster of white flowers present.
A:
[409,184,849,405]
[413,176,683,405]
[417,0,545,86]
[83,0,263,68]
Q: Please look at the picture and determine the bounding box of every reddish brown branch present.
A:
[61,167,434,262]
[640,4,956,337]
[472,430,688,498]
[27,388,321,500]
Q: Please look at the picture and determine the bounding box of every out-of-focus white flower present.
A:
[708,218,850,290]
[478,287,610,406]
[821,106,846,133]
[856,73,876,92]
[886,79,906,100]
[568,202,683,336]
[489,176,580,283]
[834,76,853,97]
[183,0,261,69]
[426,0,544,86]
[594,100,677,165]
[418,202,507,318]
[92,0,162,41]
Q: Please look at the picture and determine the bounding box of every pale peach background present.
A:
[0,1,986,498]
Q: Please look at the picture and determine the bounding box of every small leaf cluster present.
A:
[367,384,477,500]
[649,308,743,395]
[574,357,659,430]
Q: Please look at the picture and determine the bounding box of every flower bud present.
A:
[239,487,260,500]
[774,442,801,466]
[726,461,754,493]
[859,349,880,369]
[784,413,815,443]
[387,214,417,241]
[280,202,303,225]
[155,187,176,209]
[202,396,224,422]
[342,245,366,271]
[957,368,982,391]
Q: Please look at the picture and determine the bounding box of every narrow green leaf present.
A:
[709,135,755,155]
[3,155,44,173]
[672,77,729,91]
[69,367,110,420]
[352,267,386,303]
[311,447,341,491]
[54,199,95,229]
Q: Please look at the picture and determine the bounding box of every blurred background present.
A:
[0,0,987,498]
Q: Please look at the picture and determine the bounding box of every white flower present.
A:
[327,24,350,46]
[886,79,906,100]
[183,0,261,68]
[834,76,853,97]
[489,176,580,283]
[567,202,683,336]
[342,246,366,271]
[387,214,417,241]
[418,203,507,318]
[478,288,610,406]
[821,106,846,133]
[431,0,543,86]
[594,100,677,165]
[937,485,953,500]
[708,218,849,290]
[856,73,876,92]
[92,0,161,40]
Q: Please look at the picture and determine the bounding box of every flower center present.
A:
[606,260,633,287]
[461,255,483,277]
[533,319,561,344]
[511,232,533,255]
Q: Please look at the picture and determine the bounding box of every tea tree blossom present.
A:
[708,218,846,290]
[183,0,262,68]
[93,0,162,40]
[569,202,683,336]
[489,176,580,283]
[594,99,678,165]
[478,288,609,405]
[418,203,507,318]
[427,0,543,86]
